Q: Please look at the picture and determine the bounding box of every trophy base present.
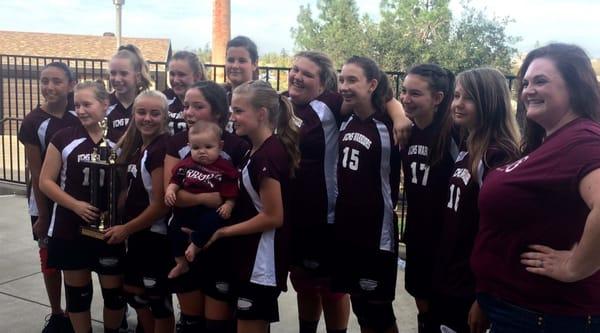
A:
[80,226,107,240]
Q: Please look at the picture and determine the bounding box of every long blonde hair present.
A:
[112,44,152,93]
[234,81,301,176]
[117,90,168,164]
[455,68,520,175]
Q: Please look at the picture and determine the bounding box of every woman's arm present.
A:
[386,98,412,146]
[39,144,99,223]
[164,154,223,208]
[204,177,283,248]
[521,168,600,282]
[24,144,50,238]
[105,167,170,244]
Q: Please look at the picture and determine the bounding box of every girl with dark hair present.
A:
[100,90,174,333]
[473,43,600,332]
[163,81,249,333]
[332,56,402,333]
[18,61,80,333]
[164,50,206,135]
[107,44,152,142]
[399,64,457,333]
[203,80,300,333]
[286,51,411,333]
[431,67,520,333]
[39,81,127,333]
[223,36,259,103]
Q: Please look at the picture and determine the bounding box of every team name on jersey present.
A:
[407,144,429,157]
[113,118,130,128]
[342,132,372,149]
[186,169,222,188]
[77,153,93,162]
[452,168,471,186]
[169,111,184,119]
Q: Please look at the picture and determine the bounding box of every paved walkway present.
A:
[0,192,417,333]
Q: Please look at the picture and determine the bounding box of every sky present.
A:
[0,0,598,58]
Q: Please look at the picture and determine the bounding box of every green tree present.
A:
[291,0,374,67]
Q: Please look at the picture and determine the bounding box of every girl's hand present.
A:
[217,202,233,219]
[203,227,228,250]
[104,225,130,244]
[32,216,50,240]
[521,244,578,282]
[72,200,100,223]
[164,191,177,207]
[393,116,413,147]
[185,243,201,262]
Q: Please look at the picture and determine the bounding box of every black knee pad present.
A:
[125,292,149,309]
[179,313,205,333]
[65,283,93,313]
[149,295,174,319]
[351,298,396,332]
[206,319,235,333]
[101,287,126,310]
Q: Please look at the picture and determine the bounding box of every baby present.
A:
[165,120,238,278]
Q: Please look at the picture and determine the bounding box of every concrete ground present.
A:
[0,190,417,333]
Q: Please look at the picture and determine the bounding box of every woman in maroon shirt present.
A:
[473,43,600,332]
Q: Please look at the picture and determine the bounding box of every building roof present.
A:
[0,30,171,63]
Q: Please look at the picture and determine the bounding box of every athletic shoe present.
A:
[41,314,62,333]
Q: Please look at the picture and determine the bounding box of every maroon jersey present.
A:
[18,105,80,216]
[401,123,458,297]
[163,88,186,135]
[166,129,250,169]
[432,143,508,299]
[288,91,344,261]
[106,92,132,142]
[334,112,401,254]
[473,118,600,315]
[47,125,117,239]
[124,133,169,235]
[169,156,238,199]
[227,135,291,290]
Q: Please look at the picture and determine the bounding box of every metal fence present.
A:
[0,53,517,187]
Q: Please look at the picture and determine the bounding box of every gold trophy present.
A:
[80,117,125,239]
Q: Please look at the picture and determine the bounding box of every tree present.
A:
[291,0,374,67]
[291,0,520,73]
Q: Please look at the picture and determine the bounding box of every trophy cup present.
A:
[80,117,125,239]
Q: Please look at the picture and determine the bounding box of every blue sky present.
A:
[0,0,598,58]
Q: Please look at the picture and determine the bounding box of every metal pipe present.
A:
[113,0,125,49]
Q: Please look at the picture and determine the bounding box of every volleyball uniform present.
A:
[18,105,80,224]
[401,124,458,299]
[473,118,600,316]
[169,156,238,254]
[46,125,124,273]
[430,143,508,332]
[163,88,186,135]
[123,133,173,295]
[225,135,291,321]
[287,91,344,276]
[106,92,132,142]
[332,112,401,301]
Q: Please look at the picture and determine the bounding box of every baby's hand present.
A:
[164,191,177,207]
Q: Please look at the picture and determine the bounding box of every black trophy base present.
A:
[81,225,107,240]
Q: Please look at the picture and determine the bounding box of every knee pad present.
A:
[206,319,235,333]
[101,287,126,310]
[178,313,205,333]
[65,283,93,313]
[351,298,396,332]
[125,292,149,310]
[149,295,174,319]
[39,247,57,275]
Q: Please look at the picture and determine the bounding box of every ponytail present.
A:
[276,95,301,176]
[113,44,152,93]
[233,81,301,177]
[345,56,390,113]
